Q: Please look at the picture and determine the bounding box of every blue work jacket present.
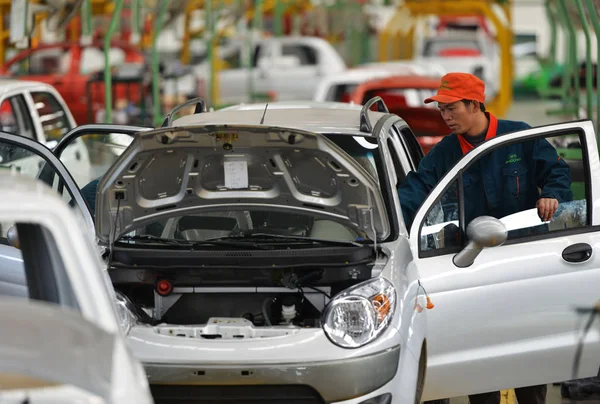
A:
[398,114,573,229]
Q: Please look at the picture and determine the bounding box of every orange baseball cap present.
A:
[424,72,486,104]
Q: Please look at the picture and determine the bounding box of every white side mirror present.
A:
[453,216,507,268]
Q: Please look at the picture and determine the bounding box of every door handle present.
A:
[562,243,593,263]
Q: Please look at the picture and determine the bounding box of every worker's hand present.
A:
[536,198,559,222]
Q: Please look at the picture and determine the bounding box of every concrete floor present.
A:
[448,384,600,404]
[445,99,597,404]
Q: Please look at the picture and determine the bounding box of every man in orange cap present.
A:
[400,73,574,403]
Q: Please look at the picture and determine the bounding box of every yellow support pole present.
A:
[379,6,415,62]
[181,0,197,65]
[379,30,390,62]
[403,0,513,118]
[500,389,516,404]
[0,2,4,65]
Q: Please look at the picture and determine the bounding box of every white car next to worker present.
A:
[0,100,599,403]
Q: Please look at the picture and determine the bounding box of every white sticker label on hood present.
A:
[224,160,249,189]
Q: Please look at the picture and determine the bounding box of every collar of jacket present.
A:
[457,112,498,155]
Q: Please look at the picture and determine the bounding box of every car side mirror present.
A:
[453,216,507,268]
[7,225,20,249]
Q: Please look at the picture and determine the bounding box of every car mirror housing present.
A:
[453,216,507,268]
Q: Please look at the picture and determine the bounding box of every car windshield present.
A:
[325,83,359,102]
[116,133,385,246]
[118,209,369,246]
[423,38,481,56]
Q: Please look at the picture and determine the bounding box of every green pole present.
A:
[81,0,92,41]
[131,0,141,44]
[248,0,263,102]
[575,0,593,121]
[586,0,600,136]
[152,0,169,127]
[556,0,579,116]
[206,0,214,105]
[104,0,125,124]
[545,0,557,66]
[273,0,284,37]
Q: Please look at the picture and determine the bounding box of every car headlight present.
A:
[322,277,396,348]
[114,290,138,335]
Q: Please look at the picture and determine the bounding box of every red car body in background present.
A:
[0,41,146,125]
[350,75,450,154]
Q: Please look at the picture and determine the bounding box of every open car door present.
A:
[407,120,600,400]
[43,124,151,219]
[0,125,148,295]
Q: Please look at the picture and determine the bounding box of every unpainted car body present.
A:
[0,41,145,124]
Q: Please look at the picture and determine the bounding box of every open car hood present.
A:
[95,125,390,243]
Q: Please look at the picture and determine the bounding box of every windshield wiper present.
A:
[117,234,272,250]
[206,233,363,247]
[117,235,192,246]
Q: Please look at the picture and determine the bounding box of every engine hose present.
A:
[262,297,273,326]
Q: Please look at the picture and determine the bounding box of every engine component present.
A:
[280,295,297,324]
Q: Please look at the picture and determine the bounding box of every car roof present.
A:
[0,79,56,96]
[171,101,389,136]
[356,75,441,92]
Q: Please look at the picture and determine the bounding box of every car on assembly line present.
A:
[0,173,153,404]
[0,41,146,125]
[0,99,598,403]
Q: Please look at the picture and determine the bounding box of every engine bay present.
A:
[109,245,386,332]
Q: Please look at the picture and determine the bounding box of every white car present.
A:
[0,173,153,403]
[414,32,500,97]
[1,100,599,403]
[166,36,348,104]
[313,63,445,103]
[0,79,92,186]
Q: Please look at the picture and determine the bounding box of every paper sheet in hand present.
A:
[224,160,248,189]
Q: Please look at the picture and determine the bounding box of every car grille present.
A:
[150,384,326,404]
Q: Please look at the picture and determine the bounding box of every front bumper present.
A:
[145,345,400,403]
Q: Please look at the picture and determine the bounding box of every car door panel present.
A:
[53,124,150,193]
[411,120,600,400]
[269,43,320,100]
[422,232,600,398]
[0,125,147,298]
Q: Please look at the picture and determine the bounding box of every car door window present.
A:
[80,46,126,74]
[419,130,590,256]
[30,91,72,142]
[393,124,423,170]
[0,134,93,239]
[0,96,34,140]
[281,44,318,65]
[327,83,359,102]
[0,144,89,244]
[52,126,148,218]
[251,45,264,68]
[9,48,72,76]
